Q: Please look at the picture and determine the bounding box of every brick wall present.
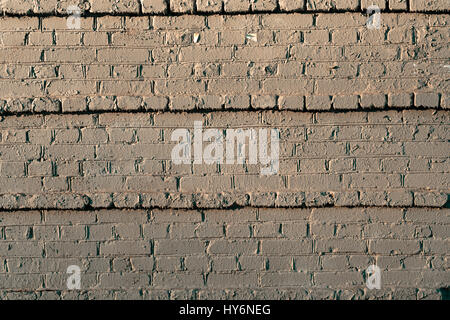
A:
[0,0,448,299]
[0,110,448,209]
[0,1,448,13]
[1,13,449,113]
[0,208,448,300]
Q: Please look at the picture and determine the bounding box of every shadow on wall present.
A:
[439,287,450,300]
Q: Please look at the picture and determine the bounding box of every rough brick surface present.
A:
[0,1,448,14]
[0,13,449,114]
[0,208,448,299]
[0,110,448,209]
[0,0,448,301]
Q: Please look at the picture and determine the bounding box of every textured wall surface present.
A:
[0,13,449,114]
[0,208,448,300]
[0,0,449,300]
[0,110,448,209]
[0,0,448,14]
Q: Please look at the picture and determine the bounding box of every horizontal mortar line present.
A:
[2,27,449,32]
[0,108,448,119]
[3,155,449,159]
[2,60,442,65]
[7,170,448,175]
[7,186,444,191]
[2,139,448,144]
[0,160,450,165]
[2,124,449,130]
[2,43,447,48]
[7,174,445,179]
[4,156,448,160]
[4,60,449,65]
[2,224,447,228]
[0,238,438,243]
[3,71,448,75]
[0,253,445,259]
[2,123,448,129]
[55,69,446,73]
[1,69,446,75]
[3,58,449,64]
[0,205,448,214]
[1,66,447,71]
[2,123,449,128]
[4,53,446,58]
[2,221,448,226]
[2,76,446,81]
[1,189,448,196]
[4,134,449,140]
[0,262,444,268]
[1,191,446,197]
[1,157,448,162]
[2,60,448,65]
[4,58,449,62]
[0,204,448,213]
[0,287,445,293]
[2,27,448,33]
[1,229,446,235]
[1,9,450,18]
[14,188,449,192]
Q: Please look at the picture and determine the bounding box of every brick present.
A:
[153,273,204,288]
[333,95,359,110]
[262,14,313,29]
[170,0,195,13]
[316,239,367,253]
[410,0,449,11]
[207,273,258,288]
[88,224,114,241]
[0,17,39,30]
[262,240,312,254]
[90,0,140,13]
[415,93,440,108]
[306,95,332,110]
[414,192,448,207]
[156,256,183,271]
[369,239,421,254]
[279,0,305,10]
[143,223,169,239]
[208,240,258,254]
[185,255,210,272]
[314,271,363,287]
[101,241,151,255]
[0,162,25,177]
[155,239,205,255]
[98,272,149,289]
[45,241,97,257]
[0,274,42,290]
[141,0,168,13]
[131,257,155,271]
[282,221,308,238]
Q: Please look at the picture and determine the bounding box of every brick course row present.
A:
[0,1,448,14]
[0,207,448,299]
[1,13,448,114]
[0,110,448,209]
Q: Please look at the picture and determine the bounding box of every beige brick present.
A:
[170,0,195,12]
[0,1,449,298]
[279,0,305,11]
